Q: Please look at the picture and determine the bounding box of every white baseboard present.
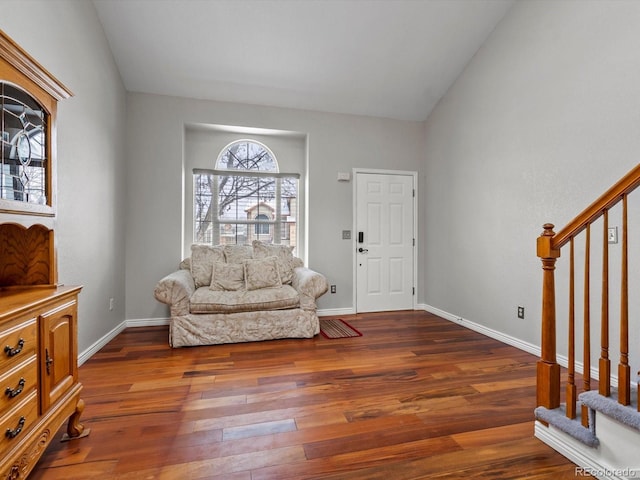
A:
[79,311,353,365]
[78,321,127,366]
[535,421,640,480]
[78,317,170,366]
[317,307,356,317]
[80,307,633,389]
[420,303,541,357]
[534,421,608,479]
[418,304,633,388]
[126,317,171,327]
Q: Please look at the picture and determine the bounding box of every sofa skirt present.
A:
[169,308,320,347]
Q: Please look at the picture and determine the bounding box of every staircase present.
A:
[534,164,640,479]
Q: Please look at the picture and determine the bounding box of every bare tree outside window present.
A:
[194,140,298,250]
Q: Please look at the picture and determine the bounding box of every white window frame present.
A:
[192,139,299,249]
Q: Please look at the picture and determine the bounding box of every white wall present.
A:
[125,93,425,320]
[423,0,640,372]
[10,0,639,373]
[0,1,127,354]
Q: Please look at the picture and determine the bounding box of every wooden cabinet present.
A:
[0,286,85,479]
[0,30,87,479]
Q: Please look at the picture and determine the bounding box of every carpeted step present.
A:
[534,404,600,448]
[580,387,640,432]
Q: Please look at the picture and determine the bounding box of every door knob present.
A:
[358,247,368,253]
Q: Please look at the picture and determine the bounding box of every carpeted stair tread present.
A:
[580,388,640,432]
[534,404,600,448]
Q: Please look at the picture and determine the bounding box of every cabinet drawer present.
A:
[0,317,37,372]
[0,356,37,416]
[0,390,37,450]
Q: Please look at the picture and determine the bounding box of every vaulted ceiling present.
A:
[93,0,513,121]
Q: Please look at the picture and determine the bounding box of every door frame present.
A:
[352,168,418,313]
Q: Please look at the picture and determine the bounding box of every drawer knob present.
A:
[5,416,25,439]
[4,378,25,399]
[4,339,25,357]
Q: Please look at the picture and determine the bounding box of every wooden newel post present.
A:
[537,223,561,409]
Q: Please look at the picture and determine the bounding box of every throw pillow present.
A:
[191,244,225,288]
[210,262,245,291]
[252,240,296,284]
[243,256,282,291]
[223,244,253,264]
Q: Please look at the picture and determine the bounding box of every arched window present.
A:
[254,214,270,235]
[193,140,299,249]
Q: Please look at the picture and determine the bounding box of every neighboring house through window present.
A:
[193,139,299,250]
[254,213,270,235]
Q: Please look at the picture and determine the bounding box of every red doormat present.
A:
[319,318,362,339]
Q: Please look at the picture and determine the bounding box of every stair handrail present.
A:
[552,163,640,249]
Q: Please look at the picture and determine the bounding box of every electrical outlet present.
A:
[109,298,115,311]
[517,306,524,319]
[608,227,618,244]
[330,285,336,294]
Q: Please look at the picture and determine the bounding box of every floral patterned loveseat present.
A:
[153,241,328,347]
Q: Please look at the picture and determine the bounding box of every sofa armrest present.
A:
[292,267,329,311]
[153,269,196,316]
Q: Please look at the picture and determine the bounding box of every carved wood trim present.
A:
[0,223,55,287]
[0,30,72,100]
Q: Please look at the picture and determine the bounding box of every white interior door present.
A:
[356,172,415,313]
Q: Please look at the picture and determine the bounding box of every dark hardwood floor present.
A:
[30,310,589,479]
